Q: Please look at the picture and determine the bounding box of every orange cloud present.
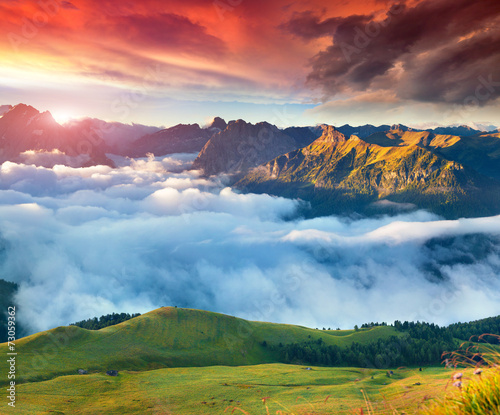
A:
[3,0,496,129]
[0,0,387,102]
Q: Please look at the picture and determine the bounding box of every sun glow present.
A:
[52,111,76,124]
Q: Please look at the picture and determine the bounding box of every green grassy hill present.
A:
[0,307,400,385]
[3,308,499,414]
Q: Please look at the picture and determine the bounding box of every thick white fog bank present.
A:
[1,154,500,334]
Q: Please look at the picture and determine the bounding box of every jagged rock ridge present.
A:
[192,120,317,176]
[237,128,500,218]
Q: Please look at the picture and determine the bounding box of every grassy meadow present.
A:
[6,363,462,414]
[1,307,498,414]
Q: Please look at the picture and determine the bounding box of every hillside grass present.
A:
[422,335,500,415]
[423,366,500,415]
[0,307,402,385]
[2,308,499,414]
[7,364,456,414]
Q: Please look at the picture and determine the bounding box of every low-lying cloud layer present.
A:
[1,154,499,334]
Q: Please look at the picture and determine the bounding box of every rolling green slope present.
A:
[0,307,399,385]
[2,308,499,414]
[10,364,457,415]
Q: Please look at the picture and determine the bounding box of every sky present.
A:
[2,153,500,334]
[1,0,500,128]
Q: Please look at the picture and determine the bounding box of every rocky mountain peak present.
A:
[0,103,114,167]
[3,104,59,130]
[208,117,227,131]
[192,120,299,176]
[314,124,347,144]
[5,103,40,119]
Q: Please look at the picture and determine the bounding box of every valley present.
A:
[2,0,500,412]
[2,308,499,414]
[11,363,456,414]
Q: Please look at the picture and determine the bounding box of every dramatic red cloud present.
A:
[0,0,389,99]
[0,0,498,126]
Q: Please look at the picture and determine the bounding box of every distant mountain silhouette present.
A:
[192,119,317,175]
[0,104,113,167]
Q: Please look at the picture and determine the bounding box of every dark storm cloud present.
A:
[280,11,354,41]
[285,0,500,104]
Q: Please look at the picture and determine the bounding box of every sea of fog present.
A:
[1,153,500,334]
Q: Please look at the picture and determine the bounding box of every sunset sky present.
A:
[1,0,499,128]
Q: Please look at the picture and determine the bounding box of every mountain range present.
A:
[122,117,227,159]
[1,103,500,218]
[191,120,319,175]
[0,105,220,167]
[0,104,114,167]
[237,126,500,218]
